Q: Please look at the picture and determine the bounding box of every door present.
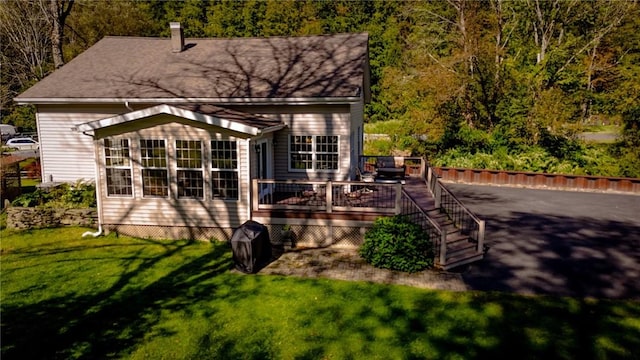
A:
[257,139,273,199]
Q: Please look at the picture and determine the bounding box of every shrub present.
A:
[11,181,96,209]
[359,216,433,273]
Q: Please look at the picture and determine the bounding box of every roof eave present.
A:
[257,124,287,135]
[75,104,270,136]
[15,96,363,106]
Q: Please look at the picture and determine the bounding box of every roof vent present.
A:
[170,22,184,53]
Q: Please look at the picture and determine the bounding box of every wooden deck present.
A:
[251,157,486,270]
[252,177,440,221]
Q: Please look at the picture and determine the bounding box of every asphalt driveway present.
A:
[443,183,640,299]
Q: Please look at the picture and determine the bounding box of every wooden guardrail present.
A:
[435,167,640,194]
[252,179,403,215]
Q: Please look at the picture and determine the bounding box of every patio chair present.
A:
[356,166,375,182]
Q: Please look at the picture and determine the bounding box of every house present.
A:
[15,23,371,241]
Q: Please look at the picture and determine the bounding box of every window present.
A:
[140,139,168,197]
[289,135,339,171]
[176,140,203,199]
[290,135,313,170]
[104,139,132,196]
[211,140,238,200]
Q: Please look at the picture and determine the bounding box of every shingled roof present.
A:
[16,32,370,104]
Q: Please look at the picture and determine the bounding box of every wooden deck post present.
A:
[251,179,259,212]
[434,181,441,209]
[440,231,447,266]
[477,219,485,254]
[326,180,333,213]
[421,158,427,182]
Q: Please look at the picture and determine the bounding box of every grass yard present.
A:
[1,228,639,359]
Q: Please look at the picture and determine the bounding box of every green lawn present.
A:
[1,228,638,359]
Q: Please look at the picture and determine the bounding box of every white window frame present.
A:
[288,135,340,173]
[175,140,204,200]
[210,139,239,201]
[103,138,133,197]
[140,138,170,198]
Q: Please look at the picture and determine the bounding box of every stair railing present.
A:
[426,166,485,255]
[400,189,448,266]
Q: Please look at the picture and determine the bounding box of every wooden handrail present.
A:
[400,189,447,265]
[427,164,486,254]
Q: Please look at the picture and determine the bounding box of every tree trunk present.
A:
[50,0,74,69]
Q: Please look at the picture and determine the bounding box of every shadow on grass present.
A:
[1,239,240,359]
[271,282,640,359]
[2,233,639,359]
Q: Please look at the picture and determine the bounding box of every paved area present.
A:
[444,183,640,299]
[253,184,639,300]
[257,247,468,292]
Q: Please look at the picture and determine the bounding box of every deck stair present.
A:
[426,208,484,270]
[402,176,485,271]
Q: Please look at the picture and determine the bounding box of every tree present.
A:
[49,0,74,69]
[0,0,51,128]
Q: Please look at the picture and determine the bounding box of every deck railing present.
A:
[359,155,425,178]
[252,179,402,214]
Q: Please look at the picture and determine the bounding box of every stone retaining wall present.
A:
[7,207,97,230]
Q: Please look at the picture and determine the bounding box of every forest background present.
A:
[2,0,639,177]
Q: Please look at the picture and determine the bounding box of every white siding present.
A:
[96,117,251,228]
[232,104,353,181]
[36,104,137,183]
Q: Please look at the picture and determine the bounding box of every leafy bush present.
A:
[11,181,96,209]
[359,216,433,273]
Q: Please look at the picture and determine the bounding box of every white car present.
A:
[5,137,39,151]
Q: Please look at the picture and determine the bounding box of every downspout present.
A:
[81,131,104,237]
[246,138,252,221]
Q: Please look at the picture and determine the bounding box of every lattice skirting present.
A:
[105,224,234,242]
[264,224,366,249]
[105,223,368,249]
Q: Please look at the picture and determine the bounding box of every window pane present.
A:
[140,139,166,168]
[177,170,204,199]
[316,154,338,170]
[106,168,132,196]
[291,135,312,152]
[290,153,312,169]
[104,139,130,167]
[176,140,202,168]
[104,139,132,196]
[315,136,339,170]
[212,171,238,200]
[142,169,168,197]
[211,140,237,169]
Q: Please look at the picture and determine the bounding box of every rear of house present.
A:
[15,24,370,239]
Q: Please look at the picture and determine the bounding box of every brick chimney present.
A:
[170,22,184,53]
